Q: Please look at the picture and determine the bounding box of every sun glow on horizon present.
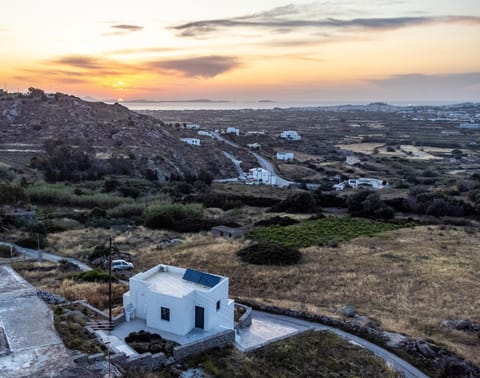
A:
[1,0,479,102]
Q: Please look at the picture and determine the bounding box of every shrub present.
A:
[237,241,302,265]
[89,244,119,261]
[270,191,319,213]
[73,269,114,283]
[144,202,207,231]
[125,331,178,356]
[254,216,300,227]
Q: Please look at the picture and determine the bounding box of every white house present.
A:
[276,152,294,161]
[247,142,261,150]
[346,155,360,165]
[246,167,276,185]
[226,127,240,135]
[198,130,213,138]
[180,138,201,146]
[280,130,301,141]
[123,264,234,336]
[185,123,201,130]
[332,183,345,191]
[348,178,387,189]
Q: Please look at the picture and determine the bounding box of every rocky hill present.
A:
[0,89,238,180]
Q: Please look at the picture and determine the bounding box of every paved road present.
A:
[252,153,294,187]
[0,241,92,271]
[238,310,429,378]
[223,151,244,176]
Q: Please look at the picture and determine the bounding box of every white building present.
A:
[226,127,240,135]
[185,123,201,130]
[247,142,261,150]
[198,130,213,138]
[123,264,234,336]
[346,155,360,165]
[332,183,345,191]
[180,138,201,146]
[276,152,294,161]
[348,178,387,189]
[280,130,301,141]
[246,167,276,185]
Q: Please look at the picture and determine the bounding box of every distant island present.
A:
[258,100,275,103]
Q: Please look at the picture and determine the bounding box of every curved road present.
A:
[244,311,428,378]
[0,241,92,271]
[1,241,427,377]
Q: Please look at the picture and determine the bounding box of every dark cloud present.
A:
[111,24,143,32]
[148,56,240,78]
[50,55,133,76]
[368,72,480,100]
[171,2,480,38]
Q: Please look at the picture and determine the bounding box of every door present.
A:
[195,306,204,329]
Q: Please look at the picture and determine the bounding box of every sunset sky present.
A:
[1,0,479,103]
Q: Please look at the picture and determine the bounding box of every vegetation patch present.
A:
[249,216,404,248]
[125,330,178,356]
[184,331,398,378]
[72,269,116,283]
[27,183,132,209]
[144,202,217,232]
[237,241,302,266]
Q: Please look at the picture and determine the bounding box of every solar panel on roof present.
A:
[182,268,221,288]
[199,273,221,288]
[183,269,202,283]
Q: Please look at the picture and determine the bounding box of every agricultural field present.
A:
[249,216,405,248]
[336,143,384,154]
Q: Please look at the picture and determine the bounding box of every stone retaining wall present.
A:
[173,329,235,361]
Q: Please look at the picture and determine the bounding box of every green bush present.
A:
[144,202,210,231]
[125,331,178,356]
[237,241,302,265]
[73,269,114,282]
[108,203,145,218]
[89,245,119,261]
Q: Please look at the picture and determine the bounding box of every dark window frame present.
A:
[161,306,170,321]
[216,300,221,311]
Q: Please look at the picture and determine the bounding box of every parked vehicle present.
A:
[112,259,134,271]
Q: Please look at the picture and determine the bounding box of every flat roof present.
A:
[141,267,224,297]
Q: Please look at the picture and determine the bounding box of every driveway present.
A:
[236,310,429,378]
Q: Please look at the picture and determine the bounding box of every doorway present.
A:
[195,306,204,329]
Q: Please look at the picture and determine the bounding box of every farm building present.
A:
[185,123,201,129]
[211,225,247,238]
[123,264,234,336]
[247,142,261,150]
[226,127,240,135]
[280,130,301,141]
[276,152,294,161]
[180,138,201,146]
[348,178,387,189]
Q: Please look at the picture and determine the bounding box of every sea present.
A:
[120,101,342,111]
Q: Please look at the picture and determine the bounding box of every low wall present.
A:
[173,329,235,361]
[235,303,252,329]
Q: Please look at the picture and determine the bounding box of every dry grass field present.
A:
[44,224,480,365]
[336,143,384,154]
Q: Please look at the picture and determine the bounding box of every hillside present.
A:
[0,89,238,180]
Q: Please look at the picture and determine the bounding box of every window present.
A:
[216,300,221,311]
[161,306,170,321]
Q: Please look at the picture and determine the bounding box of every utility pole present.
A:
[109,237,112,326]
